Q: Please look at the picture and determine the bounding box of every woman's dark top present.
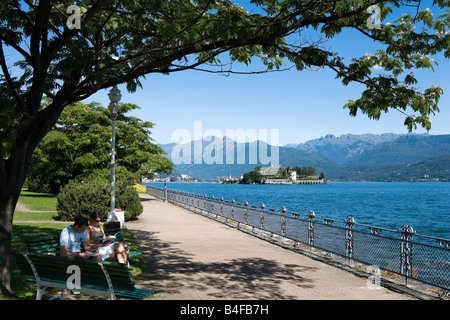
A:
[88,227,104,244]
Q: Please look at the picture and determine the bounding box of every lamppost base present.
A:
[104,209,125,230]
[104,220,121,231]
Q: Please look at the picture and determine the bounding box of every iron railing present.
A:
[146,185,450,294]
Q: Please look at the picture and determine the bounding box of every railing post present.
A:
[211,196,215,215]
[220,197,224,217]
[399,225,415,285]
[281,206,287,238]
[307,211,315,249]
[244,201,248,225]
[164,183,168,202]
[203,194,207,213]
[345,216,356,263]
[231,199,235,220]
[260,203,265,230]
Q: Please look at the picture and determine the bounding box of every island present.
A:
[240,165,326,185]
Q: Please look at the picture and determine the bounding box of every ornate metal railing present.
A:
[146,185,450,294]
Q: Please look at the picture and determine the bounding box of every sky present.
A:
[61,3,450,145]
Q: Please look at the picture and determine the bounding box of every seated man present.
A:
[60,216,100,260]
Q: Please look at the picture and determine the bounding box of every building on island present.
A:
[259,165,326,185]
[290,171,297,182]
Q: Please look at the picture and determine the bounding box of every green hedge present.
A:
[56,177,143,221]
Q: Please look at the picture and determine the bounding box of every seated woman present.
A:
[86,211,128,265]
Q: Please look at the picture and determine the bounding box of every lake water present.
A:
[144,182,450,240]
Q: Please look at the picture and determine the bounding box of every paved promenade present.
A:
[126,193,421,300]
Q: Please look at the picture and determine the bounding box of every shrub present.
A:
[56,177,143,222]
[116,184,143,221]
[56,177,110,221]
[133,184,147,194]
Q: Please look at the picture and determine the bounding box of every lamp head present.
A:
[108,85,122,103]
[108,85,121,113]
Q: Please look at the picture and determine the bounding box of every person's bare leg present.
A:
[113,243,127,264]
[91,254,102,261]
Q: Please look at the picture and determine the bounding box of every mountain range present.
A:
[157,133,450,182]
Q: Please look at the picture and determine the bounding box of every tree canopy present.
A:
[27,101,173,193]
[1,0,450,295]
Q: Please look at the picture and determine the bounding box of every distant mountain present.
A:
[290,133,405,165]
[329,153,450,182]
[343,134,450,167]
[157,133,450,182]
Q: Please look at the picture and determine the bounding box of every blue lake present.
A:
[144,182,450,240]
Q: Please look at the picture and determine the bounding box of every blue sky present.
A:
[81,3,448,145]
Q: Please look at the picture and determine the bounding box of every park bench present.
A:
[11,251,155,300]
[25,228,142,260]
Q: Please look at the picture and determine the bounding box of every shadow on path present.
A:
[138,197,158,202]
[129,229,318,299]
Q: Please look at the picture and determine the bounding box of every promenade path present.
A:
[126,193,420,300]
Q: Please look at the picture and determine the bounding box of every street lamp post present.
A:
[107,85,122,226]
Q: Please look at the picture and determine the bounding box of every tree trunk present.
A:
[0,100,66,296]
[0,141,31,296]
[0,197,14,296]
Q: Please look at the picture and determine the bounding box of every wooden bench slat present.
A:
[26,236,60,244]
[11,252,153,300]
[129,251,142,259]
[14,253,135,290]
[24,278,154,300]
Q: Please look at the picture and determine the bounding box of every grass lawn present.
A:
[13,211,59,221]
[17,189,58,212]
[14,189,58,221]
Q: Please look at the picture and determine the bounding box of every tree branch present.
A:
[0,41,26,115]
[47,0,111,60]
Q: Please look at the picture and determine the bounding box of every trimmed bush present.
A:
[116,184,143,221]
[57,177,143,222]
[56,177,110,221]
[133,184,147,194]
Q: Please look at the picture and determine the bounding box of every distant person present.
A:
[60,216,99,259]
[86,211,128,264]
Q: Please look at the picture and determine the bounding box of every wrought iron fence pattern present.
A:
[147,185,450,292]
